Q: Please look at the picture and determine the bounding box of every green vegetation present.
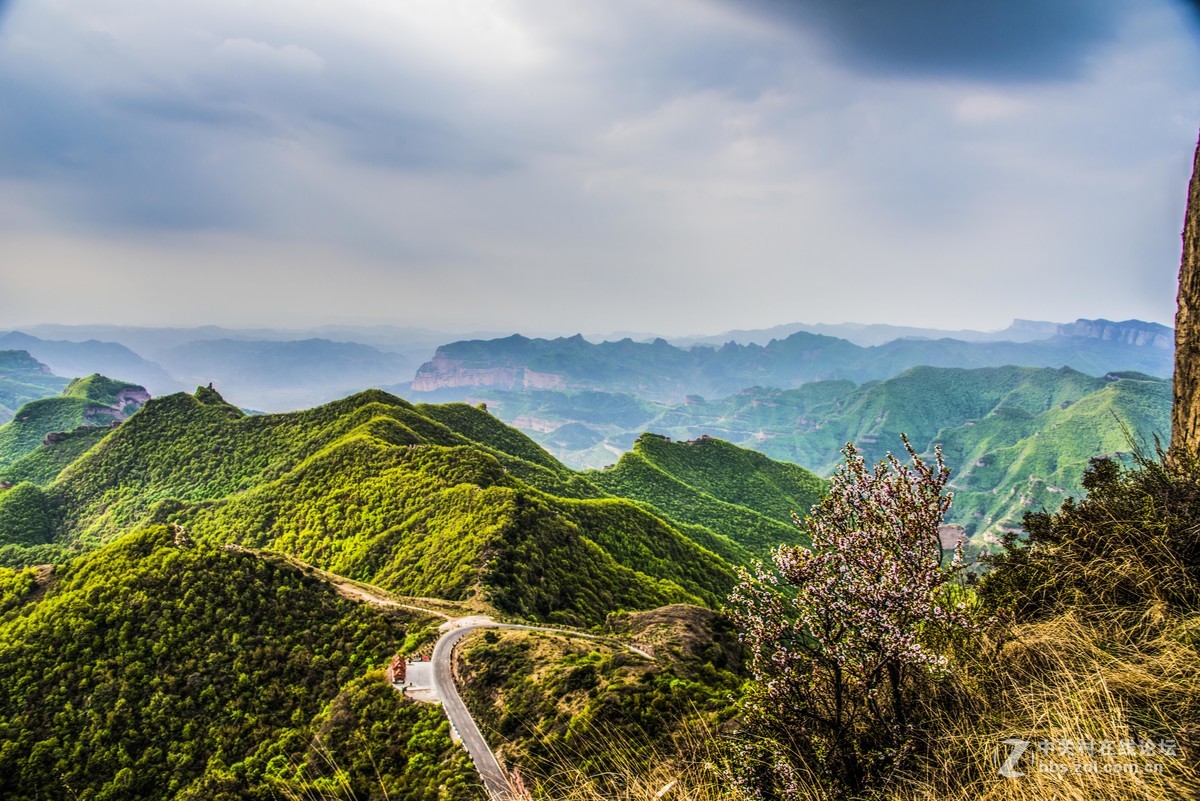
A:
[231,673,481,801]
[0,373,147,477]
[456,605,745,797]
[475,366,1170,547]
[61,373,147,407]
[0,358,1185,800]
[0,385,824,625]
[717,446,1200,800]
[0,483,54,547]
[0,427,110,487]
[0,350,68,425]
[589,433,825,560]
[0,525,479,800]
[939,374,1170,542]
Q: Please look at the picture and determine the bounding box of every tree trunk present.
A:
[1170,132,1200,461]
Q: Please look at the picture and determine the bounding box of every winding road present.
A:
[430,617,653,800]
[268,555,650,800]
[432,621,515,799]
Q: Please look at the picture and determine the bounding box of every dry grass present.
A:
[515,605,1200,801]
[517,721,738,801]
[892,607,1200,800]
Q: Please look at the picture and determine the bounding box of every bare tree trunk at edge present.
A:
[1170,132,1200,461]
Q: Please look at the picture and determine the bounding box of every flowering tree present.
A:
[728,437,972,796]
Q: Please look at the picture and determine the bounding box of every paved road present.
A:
[432,621,515,800]
[430,618,654,800]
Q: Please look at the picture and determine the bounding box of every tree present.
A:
[728,437,973,798]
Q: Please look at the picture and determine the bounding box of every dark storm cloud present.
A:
[1184,0,1200,27]
[731,0,1127,82]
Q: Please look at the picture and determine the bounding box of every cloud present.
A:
[725,0,1129,82]
[0,0,1196,335]
[213,38,324,75]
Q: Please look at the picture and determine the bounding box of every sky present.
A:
[0,0,1198,337]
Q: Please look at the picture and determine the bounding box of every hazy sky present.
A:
[1,0,1198,336]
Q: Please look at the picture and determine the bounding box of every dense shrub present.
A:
[980,447,1200,618]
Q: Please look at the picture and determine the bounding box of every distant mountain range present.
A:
[154,338,413,411]
[411,319,1172,403]
[0,331,179,397]
[667,318,1064,348]
[1,330,424,412]
[12,345,1165,548]
[5,318,1171,413]
[455,365,1171,545]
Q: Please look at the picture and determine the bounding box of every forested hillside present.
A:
[0,525,478,801]
[457,604,744,796]
[589,433,825,560]
[0,386,820,624]
[0,374,148,481]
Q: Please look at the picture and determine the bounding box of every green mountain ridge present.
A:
[589,433,825,560]
[464,366,1171,544]
[0,385,821,625]
[0,374,149,480]
[0,381,819,796]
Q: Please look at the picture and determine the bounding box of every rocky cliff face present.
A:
[113,387,151,413]
[411,352,520,391]
[1172,133,1200,459]
[1057,319,1173,349]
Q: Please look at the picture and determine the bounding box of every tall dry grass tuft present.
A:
[555,607,1199,800]
[516,720,740,801]
[895,606,1200,800]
